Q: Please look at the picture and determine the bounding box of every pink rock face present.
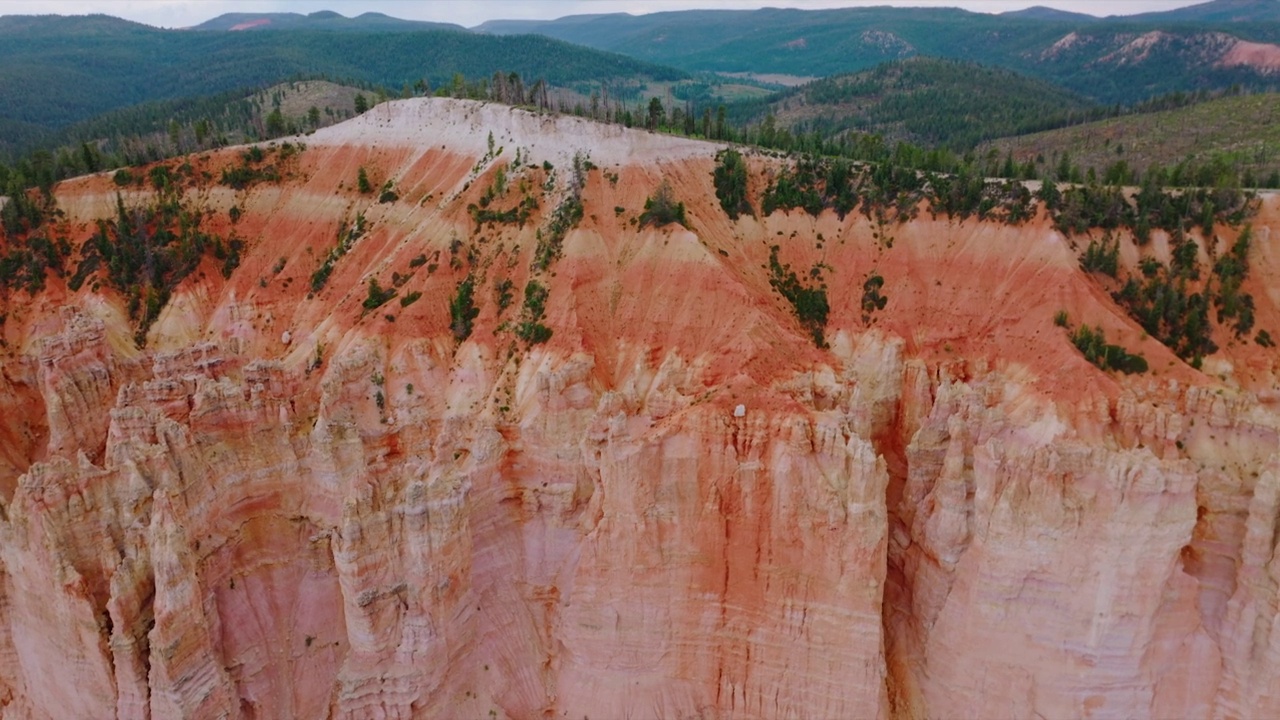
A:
[0,99,1279,719]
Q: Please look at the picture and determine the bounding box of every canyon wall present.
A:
[0,99,1278,719]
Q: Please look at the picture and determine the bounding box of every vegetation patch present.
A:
[310,213,366,293]
[220,145,281,189]
[495,279,514,312]
[449,274,480,341]
[1049,176,1253,238]
[0,177,62,295]
[1212,226,1255,339]
[378,180,399,204]
[469,192,538,229]
[860,273,888,324]
[1109,232,1216,366]
[762,156,829,217]
[768,245,829,347]
[733,58,1094,153]
[531,162,586,272]
[983,92,1280,186]
[515,279,552,345]
[1079,234,1120,277]
[70,188,234,345]
[0,231,69,296]
[712,148,752,219]
[639,180,688,229]
[1066,321,1149,375]
[1078,223,1264,366]
[361,277,397,314]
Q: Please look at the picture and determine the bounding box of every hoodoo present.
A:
[1,98,1279,719]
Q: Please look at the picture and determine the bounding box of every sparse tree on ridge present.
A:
[647,97,665,131]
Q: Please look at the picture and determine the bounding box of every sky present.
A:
[1,0,1212,29]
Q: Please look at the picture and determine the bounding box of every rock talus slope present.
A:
[0,98,1279,719]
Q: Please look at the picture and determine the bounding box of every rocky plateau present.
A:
[1,98,1279,719]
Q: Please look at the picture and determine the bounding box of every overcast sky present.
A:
[1,0,1212,28]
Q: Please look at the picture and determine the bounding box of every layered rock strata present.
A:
[0,98,1277,719]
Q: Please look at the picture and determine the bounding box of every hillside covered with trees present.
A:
[981,89,1280,186]
[726,58,1096,152]
[476,2,1280,104]
[0,14,686,157]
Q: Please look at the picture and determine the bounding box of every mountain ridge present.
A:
[473,4,1280,103]
[0,20,687,157]
[188,10,466,32]
[729,56,1096,151]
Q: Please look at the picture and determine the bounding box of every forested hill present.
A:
[1135,0,1280,22]
[729,58,1095,152]
[190,11,464,32]
[980,90,1280,186]
[474,2,1280,104]
[0,15,686,157]
[999,7,1097,22]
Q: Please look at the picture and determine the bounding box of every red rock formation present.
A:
[0,98,1278,719]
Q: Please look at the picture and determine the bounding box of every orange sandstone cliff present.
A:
[0,98,1279,719]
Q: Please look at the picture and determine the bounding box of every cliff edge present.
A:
[0,98,1278,719]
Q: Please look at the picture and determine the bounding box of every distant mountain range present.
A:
[0,14,684,157]
[473,0,1280,103]
[189,10,464,33]
[1133,0,1280,22]
[998,7,1098,23]
[4,0,1280,160]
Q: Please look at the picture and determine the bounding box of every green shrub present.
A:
[148,165,172,191]
[495,279,514,311]
[378,180,398,204]
[713,149,752,219]
[450,275,480,341]
[220,163,278,189]
[762,157,824,217]
[532,194,582,271]
[768,246,829,347]
[219,238,243,279]
[1213,226,1255,337]
[516,321,553,344]
[362,277,397,313]
[860,273,888,323]
[639,180,688,229]
[515,280,552,344]
[1080,235,1119,277]
[310,213,366,292]
[1069,324,1148,374]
